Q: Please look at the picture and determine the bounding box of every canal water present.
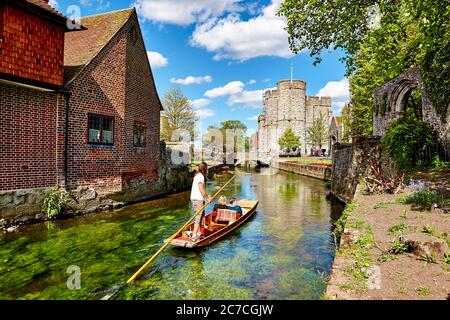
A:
[0,168,343,300]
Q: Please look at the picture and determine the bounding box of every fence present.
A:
[414,142,450,166]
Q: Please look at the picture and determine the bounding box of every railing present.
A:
[413,142,450,166]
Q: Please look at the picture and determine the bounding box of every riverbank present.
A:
[273,159,332,181]
[326,181,450,300]
[0,162,229,231]
[0,168,337,300]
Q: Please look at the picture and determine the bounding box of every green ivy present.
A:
[381,119,438,172]
[421,39,450,121]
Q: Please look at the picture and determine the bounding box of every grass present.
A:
[337,222,375,293]
[390,238,409,254]
[333,202,355,237]
[388,223,409,234]
[284,157,332,165]
[444,253,450,264]
[399,189,440,208]
[415,286,432,297]
[419,252,437,263]
[373,201,391,209]
[422,224,450,247]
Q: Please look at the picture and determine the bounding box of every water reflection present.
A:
[0,168,342,300]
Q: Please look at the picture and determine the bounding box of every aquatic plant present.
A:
[42,188,70,219]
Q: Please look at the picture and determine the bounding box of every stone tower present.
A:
[257,79,332,156]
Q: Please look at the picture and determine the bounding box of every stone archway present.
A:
[373,67,448,143]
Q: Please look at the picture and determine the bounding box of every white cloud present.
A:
[228,89,265,108]
[204,81,244,98]
[147,51,168,69]
[228,86,276,108]
[170,75,212,85]
[190,0,293,61]
[133,0,244,25]
[247,79,257,85]
[48,0,58,8]
[195,108,216,119]
[190,98,211,109]
[317,78,350,114]
[247,115,259,121]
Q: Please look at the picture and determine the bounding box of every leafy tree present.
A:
[340,103,352,143]
[221,120,247,131]
[279,0,450,135]
[203,120,247,155]
[161,87,197,142]
[381,118,438,172]
[306,112,329,150]
[278,128,301,153]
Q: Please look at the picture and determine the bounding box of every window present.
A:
[88,114,114,145]
[133,122,147,147]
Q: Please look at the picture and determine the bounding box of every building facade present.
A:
[0,1,164,223]
[257,80,332,156]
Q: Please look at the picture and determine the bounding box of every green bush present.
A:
[401,189,440,207]
[381,119,438,172]
[42,188,69,219]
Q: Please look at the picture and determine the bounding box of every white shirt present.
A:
[190,173,205,201]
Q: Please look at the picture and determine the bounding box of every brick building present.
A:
[0,1,163,220]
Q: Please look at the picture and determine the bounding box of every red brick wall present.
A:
[63,14,161,194]
[0,82,58,191]
[123,14,160,188]
[63,27,126,193]
[0,10,161,196]
[0,4,64,87]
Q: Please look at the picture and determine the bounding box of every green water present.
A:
[0,168,343,300]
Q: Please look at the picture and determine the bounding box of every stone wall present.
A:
[257,79,333,156]
[330,136,397,203]
[274,161,332,181]
[374,67,449,144]
[0,141,192,228]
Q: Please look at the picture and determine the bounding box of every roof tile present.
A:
[63,8,135,84]
[25,0,67,19]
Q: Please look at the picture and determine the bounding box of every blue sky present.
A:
[52,0,350,136]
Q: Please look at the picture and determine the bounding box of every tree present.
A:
[203,120,247,158]
[278,128,301,154]
[160,87,197,142]
[279,0,450,135]
[306,112,329,151]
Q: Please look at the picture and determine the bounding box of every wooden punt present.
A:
[169,200,258,248]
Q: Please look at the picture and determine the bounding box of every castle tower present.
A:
[276,80,306,154]
[258,79,333,157]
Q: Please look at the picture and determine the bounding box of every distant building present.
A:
[0,3,162,197]
[257,80,332,156]
[329,116,344,143]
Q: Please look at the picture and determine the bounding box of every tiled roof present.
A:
[63,8,135,84]
[334,116,342,126]
[25,0,67,19]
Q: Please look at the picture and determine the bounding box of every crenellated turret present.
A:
[257,78,333,156]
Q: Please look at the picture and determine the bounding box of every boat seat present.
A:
[216,209,240,223]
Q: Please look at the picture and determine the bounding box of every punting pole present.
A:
[126,174,237,284]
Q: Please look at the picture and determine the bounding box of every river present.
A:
[0,168,343,300]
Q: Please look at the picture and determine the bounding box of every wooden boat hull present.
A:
[169,200,258,248]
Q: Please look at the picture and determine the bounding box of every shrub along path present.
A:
[326,174,450,300]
